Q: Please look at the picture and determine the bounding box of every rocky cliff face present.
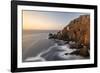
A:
[57,15,90,46]
[51,15,90,57]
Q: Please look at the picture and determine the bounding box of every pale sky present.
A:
[22,10,87,30]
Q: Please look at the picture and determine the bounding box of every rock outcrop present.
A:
[49,15,90,57]
[57,15,90,46]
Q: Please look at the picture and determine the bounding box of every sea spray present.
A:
[25,40,84,62]
[25,43,58,62]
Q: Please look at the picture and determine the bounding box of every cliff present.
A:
[59,15,90,46]
[49,15,90,57]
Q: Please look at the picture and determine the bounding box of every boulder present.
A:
[79,46,89,57]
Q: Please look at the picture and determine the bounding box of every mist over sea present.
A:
[22,30,84,62]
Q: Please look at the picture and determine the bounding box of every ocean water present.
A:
[22,30,84,62]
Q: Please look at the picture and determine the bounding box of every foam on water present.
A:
[25,41,84,62]
[25,43,58,62]
[25,56,45,62]
[23,30,86,62]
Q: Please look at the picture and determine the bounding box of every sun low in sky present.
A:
[23,10,86,30]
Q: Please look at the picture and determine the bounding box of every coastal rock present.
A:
[50,15,90,57]
[56,15,90,48]
[79,46,89,57]
[60,15,89,46]
[69,50,79,55]
[69,46,89,57]
[69,43,83,49]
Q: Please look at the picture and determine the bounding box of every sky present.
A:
[23,10,87,30]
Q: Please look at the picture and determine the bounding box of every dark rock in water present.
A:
[79,46,89,57]
[64,41,69,44]
[69,46,89,57]
[69,43,83,49]
[69,43,77,49]
[48,33,54,39]
[49,33,53,37]
[48,33,57,39]
[57,41,65,45]
[65,53,69,55]
[69,50,80,55]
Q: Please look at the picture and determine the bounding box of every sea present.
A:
[22,30,85,62]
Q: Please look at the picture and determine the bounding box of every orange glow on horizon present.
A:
[22,11,64,30]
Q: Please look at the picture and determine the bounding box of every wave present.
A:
[25,40,84,62]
